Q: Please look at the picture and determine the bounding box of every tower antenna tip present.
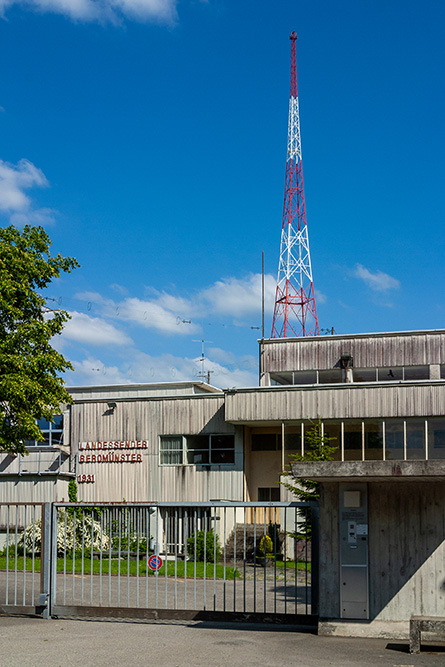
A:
[290,31,298,41]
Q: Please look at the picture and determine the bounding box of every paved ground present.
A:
[1,616,444,666]
[0,567,311,615]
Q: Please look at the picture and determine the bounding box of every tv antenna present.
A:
[193,339,214,385]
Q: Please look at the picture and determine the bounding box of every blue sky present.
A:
[1,0,444,388]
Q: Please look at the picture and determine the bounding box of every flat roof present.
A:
[259,328,445,344]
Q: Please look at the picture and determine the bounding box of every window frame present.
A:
[24,416,64,448]
[159,434,235,467]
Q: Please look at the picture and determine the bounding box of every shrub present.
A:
[187,529,221,563]
[258,534,273,557]
[16,511,110,555]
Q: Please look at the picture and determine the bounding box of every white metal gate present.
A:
[49,502,318,626]
[0,501,318,625]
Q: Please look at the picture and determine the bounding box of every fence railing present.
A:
[0,501,319,624]
[0,451,73,477]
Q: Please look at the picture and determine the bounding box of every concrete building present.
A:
[1,328,444,634]
[226,328,445,635]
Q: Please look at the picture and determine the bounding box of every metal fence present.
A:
[0,503,50,616]
[0,501,318,625]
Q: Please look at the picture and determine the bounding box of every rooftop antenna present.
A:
[193,339,214,385]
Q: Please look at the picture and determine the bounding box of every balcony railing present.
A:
[0,450,74,476]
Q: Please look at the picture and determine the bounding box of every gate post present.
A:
[40,503,52,619]
[310,504,319,617]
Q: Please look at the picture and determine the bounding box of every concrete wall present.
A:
[318,481,445,622]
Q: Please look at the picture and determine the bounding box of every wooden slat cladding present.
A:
[260,330,445,373]
[225,383,445,422]
[69,395,244,504]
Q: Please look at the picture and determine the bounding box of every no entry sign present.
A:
[148,554,163,571]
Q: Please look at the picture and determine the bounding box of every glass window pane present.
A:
[406,420,425,460]
[186,435,209,464]
[293,371,317,385]
[322,421,342,461]
[160,436,183,465]
[210,435,235,464]
[378,367,403,381]
[52,415,63,430]
[364,420,383,460]
[270,373,292,386]
[51,431,64,446]
[428,418,445,460]
[284,430,301,451]
[187,435,208,450]
[258,487,280,501]
[40,432,51,447]
[251,434,278,451]
[319,369,342,384]
[353,368,377,383]
[161,450,183,465]
[211,448,234,464]
[404,366,429,381]
[344,421,362,460]
[37,419,50,431]
[385,420,404,460]
[211,435,234,449]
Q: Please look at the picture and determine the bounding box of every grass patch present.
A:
[0,556,240,579]
[273,560,311,572]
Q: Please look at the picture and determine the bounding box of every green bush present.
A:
[258,534,273,557]
[187,529,221,563]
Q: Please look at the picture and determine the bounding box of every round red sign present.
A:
[148,554,163,571]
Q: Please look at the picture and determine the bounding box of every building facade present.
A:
[1,328,444,634]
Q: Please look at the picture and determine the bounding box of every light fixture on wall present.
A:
[107,401,117,411]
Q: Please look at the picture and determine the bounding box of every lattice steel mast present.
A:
[271,33,319,338]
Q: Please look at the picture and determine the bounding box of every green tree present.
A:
[281,420,337,538]
[0,225,78,454]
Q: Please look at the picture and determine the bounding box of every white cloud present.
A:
[62,311,133,346]
[68,357,131,385]
[75,273,276,336]
[200,273,276,317]
[354,264,400,292]
[75,291,200,335]
[315,289,327,305]
[66,347,258,388]
[118,297,199,334]
[0,158,56,226]
[0,0,177,23]
[110,283,129,297]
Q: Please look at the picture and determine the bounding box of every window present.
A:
[160,436,184,465]
[353,368,377,382]
[428,418,445,460]
[24,415,63,448]
[258,487,281,501]
[160,434,235,466]
[344,421,362,460]
[404,366,429,381]
[209,435,235,464]
[385,420,404,460]
[251,433,278,451]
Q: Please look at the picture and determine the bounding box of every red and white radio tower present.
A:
[271,33,319,338]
